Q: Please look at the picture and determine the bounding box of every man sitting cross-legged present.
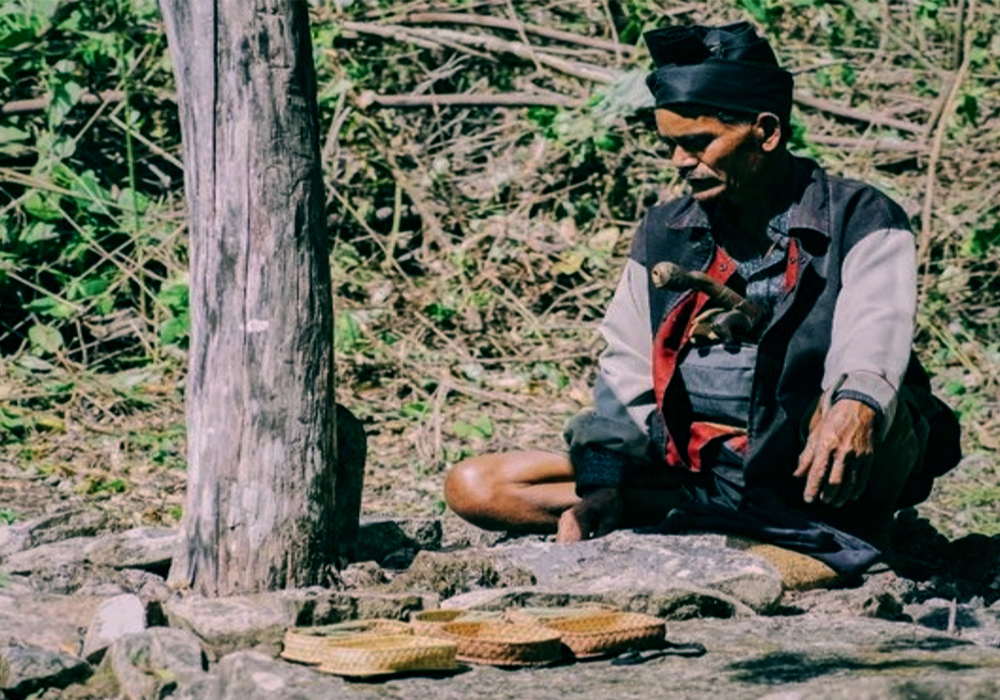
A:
[444,22,960,573]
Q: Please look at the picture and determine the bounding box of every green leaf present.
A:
[23,192,63,222]
[48,80,83,129]
[0,126,30,157]
[24,296,74,320]
[159,314,189,347]
[28,323,64,355]
[400,401,430,419]
[20,222,59,245]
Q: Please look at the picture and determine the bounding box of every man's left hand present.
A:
[793,399,877,507]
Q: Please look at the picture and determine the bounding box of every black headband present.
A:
[644,22,793,123]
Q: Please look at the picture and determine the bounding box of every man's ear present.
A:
[753,112,783,152]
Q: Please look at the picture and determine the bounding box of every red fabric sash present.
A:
[652,239,801,472]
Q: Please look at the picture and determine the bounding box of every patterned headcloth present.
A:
[644,22,793,124]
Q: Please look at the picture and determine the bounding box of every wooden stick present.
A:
[398,11,635,54]
[794,93,924,135]
[807,135,924,153]
[359,91,582,108]
[342,21,616,84]
[2,90,126,115]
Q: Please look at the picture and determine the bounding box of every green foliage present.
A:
[0,508,18,525]
[0,0,182,367]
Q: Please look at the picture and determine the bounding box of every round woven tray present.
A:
[281,619,412,665]
[411,609,503,635]
[439,621,562,667]
[315,634,458,678]
[540,611,666,659]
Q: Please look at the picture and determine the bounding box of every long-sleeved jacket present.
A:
[567,156,960,497]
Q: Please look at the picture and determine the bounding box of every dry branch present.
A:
[359,91,582,108]
[342,21,617,83]
[398,12,635,54]
[793,93,925,135]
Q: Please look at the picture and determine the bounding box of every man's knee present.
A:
[443,457,496,523]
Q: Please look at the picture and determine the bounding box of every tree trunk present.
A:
[161,0,347,595]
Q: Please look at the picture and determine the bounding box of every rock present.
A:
[439,514,515,550]
[166,589,437,660]
[82,594,147,663]
[85,528,179,574]
[339,561,389,589]
[99,628,208,700]
[356,517,442,568]
[164,594,291,660]
[443,585,754,619]
[790,571,915,621]
[904,598,1000,646]
[0,509,110,561]
[401,532,783,613]
[0,594,104,654]
[387,550,537,599]
[1,537,96,578]
[0,644,92,700]
[187,651,354,700]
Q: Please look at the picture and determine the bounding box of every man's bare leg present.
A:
[444,451,578,533]
[444,450,688,536]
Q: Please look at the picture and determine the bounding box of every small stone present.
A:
[85,528,179,574]
[82,594,147,663]
[0,644,92,700]
[99,627,208,700]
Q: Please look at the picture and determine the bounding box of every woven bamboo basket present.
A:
[540,612,666,659]
[314,635,458,678]
[439,621,562,667]
[410,609,503,635]
[281,619,412,665]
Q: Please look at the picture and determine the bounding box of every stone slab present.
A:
[85,528,178,573]
[99,627,209,700]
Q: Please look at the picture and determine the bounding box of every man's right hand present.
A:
[556,488,623,543]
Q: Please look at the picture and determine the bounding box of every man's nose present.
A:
[671,146,698,169]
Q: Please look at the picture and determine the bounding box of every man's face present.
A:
[654,108,761,205]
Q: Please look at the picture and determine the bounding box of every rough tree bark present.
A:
[161,0,352,595]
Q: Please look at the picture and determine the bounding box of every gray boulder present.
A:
[99,627,209,700]
[85,528,179,574]
[0,509,109,561]
[186,651,355,700]
[1,536,95,579]
[82,594,147,663]
[442,584,753,619]
[399,532,783,613]
[165,589,435,660]
[0,593,104,654]
[0,644,91,700]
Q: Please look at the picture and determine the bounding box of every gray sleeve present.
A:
[822,228,916,438]
[564,258,657,492]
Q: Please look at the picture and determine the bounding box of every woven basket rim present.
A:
[314,634,459,678]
